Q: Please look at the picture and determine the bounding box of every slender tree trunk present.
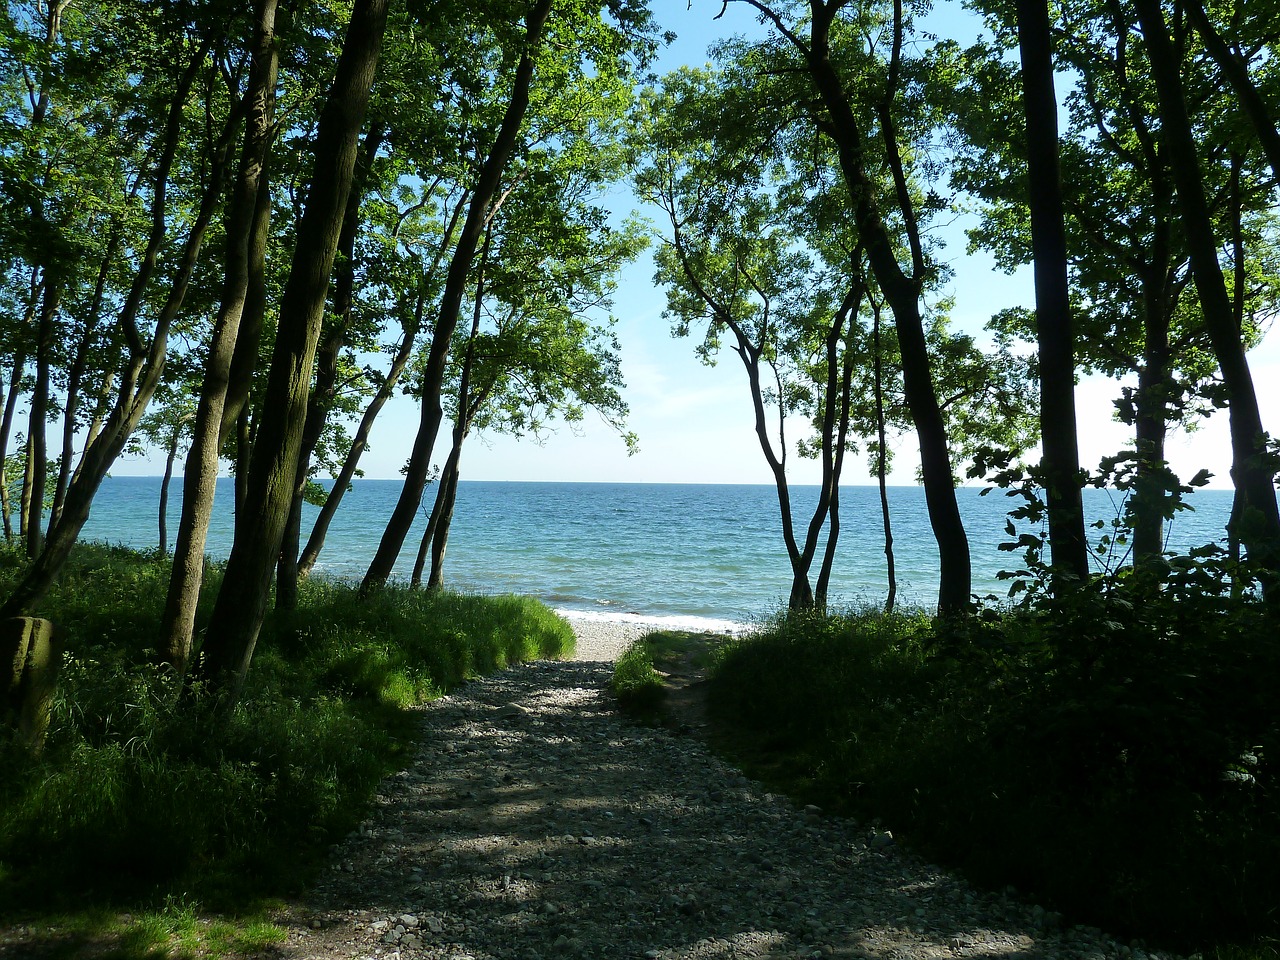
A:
[1131,0,1280,578]
[197,0,390,697]
[24,282,61,558]
[158,424,185,553]
[298,194,467,578]
[412,444,460,591]
[815,303,857,608]
[48,230,120,532]
[414,226,491,592]
[160,0,280,671]
[411,448,453,589]
[1015,0,1088,582]
[361,0,552,594]
[873,295,897,612]
[1,345,30,541]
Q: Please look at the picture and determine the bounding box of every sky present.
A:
[114,0,1280,489]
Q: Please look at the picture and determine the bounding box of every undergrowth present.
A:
[708,579,1279,956]
[0,541,573,937]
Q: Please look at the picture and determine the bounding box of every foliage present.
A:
[609,639,665,709]
[709,587,1280,951]
[0,543,573,918]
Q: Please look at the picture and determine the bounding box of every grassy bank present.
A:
[0,542,573,953]
[626,589,1277,956]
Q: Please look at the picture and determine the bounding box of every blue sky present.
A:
[116,0,1280,489]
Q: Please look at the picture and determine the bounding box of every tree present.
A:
[196,0,391,697]
[159,0,282,671]
[725,0,973,614]
[1013,0,1088,581]
[1,2,242,619]
[411,180,644,590]
[361,0,661,592]
[1128,0,1280,581]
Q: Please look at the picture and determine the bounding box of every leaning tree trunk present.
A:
[277,124,382,612]
[797,5,971,613]
[361,0,553,595]
[197,0,391,698]
[297,193,467,578]
[1131,0,1280,580]
[1015,0,1088,583]
[160,0,281,672]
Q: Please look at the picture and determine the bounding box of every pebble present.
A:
[285,657,1185,960]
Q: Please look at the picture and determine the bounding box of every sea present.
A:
[78,477,1240,630]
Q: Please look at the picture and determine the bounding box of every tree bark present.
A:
[1015,0,1089,582]
[1131,0,1280,579]
[197,0,391,697]
[872,294,897,612]
[1,344,31,542]
[160,0,281,672]
[277,124,383,611]
[361,0,553,594]
[158,423,184,553]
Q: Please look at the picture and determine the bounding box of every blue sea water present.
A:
[79,477,1239,627]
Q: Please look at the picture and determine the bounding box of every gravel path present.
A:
[277,618,1174,960]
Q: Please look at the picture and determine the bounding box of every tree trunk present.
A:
[160,0,281,672]
[815,302,857,608]
[277,124,383,611]
[197,0,390,698]
[873,295,897,613]
[1015,0,1088,582]
[1131,0,1280,579]
[1,345,30,541]
[158,425,184,553]
[361,0,553,595]
[413,225,492,592]
[297,193,468,578]
[24,281,61,558]
[796,3,971,613]
[1131,279,1172,564]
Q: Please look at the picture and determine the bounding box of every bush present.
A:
[709,583,1280,953]
[610,640,665,708]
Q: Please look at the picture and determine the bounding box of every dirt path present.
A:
[274,652,1164,960]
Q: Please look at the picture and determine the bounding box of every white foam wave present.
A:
[555,607,747,635]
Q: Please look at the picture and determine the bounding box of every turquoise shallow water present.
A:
[79,477,1239,626]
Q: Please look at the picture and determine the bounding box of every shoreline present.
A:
[557,608,745,662]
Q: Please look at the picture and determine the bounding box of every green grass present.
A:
[0,541,574,956]
[706,601,1280,957]
[609,641,666,708]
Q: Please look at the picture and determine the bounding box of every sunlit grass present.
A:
[0,541,573,948]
